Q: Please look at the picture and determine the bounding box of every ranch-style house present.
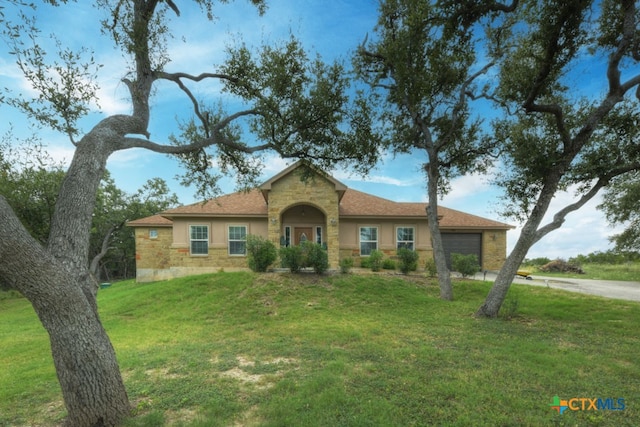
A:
[128,161,512,282]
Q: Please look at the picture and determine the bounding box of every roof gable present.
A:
[259,160,347,202]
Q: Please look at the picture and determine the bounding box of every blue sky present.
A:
[0,0,625,259]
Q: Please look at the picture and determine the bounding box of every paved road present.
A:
[471,272,640,302]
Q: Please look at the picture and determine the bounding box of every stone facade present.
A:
[482,230,508,271]
[264,168,341,269]
[133,227,173,282]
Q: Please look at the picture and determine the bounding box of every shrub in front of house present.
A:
[246,235,277,272]
[279,246,304,273]
[302,241,329,275]
[279,242,328,274]
[369,250,384,272]
[339,257,354,274]
[424,257,437,278]
[382,258,396,270]
[360,256,371,269]
[397,248,419,275]
[451,253,480,278]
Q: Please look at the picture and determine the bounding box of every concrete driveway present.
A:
[472,272,640,302]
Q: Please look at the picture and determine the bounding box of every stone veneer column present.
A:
[265,168,341,269]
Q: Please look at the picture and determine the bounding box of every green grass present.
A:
[1,272,639,426]
[527,262,640,281]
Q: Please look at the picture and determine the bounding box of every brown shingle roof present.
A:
[160,189,267,217]
[339,189,511,229]
[126,214,173,227]
[127,187,511,230]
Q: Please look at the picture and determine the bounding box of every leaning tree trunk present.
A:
[0,197,130,426]
[476,177,559,317]
[0,128,132,425]
[425,163,453,300]
[475,224,536,317]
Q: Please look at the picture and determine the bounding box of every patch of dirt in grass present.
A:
[216,355,298,390]
[144,367,185,380]
[220,367,266,385]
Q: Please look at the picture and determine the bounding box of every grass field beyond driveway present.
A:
[1,272,639,426]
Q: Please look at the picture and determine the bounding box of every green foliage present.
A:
[499,294,520,320]
[302,241,328,275]
[570,250,640,265]
[0,140,179,281]
[0,139,64,244]
[170,34,383,200]
[451,253,480,278]
[245,235,277,272]
[396,248,419,275]
[382,258,396,270]
[359,256,371,269]
[339,257,354,274]
[279,246,305,273]
[368,250,384,272]
[279,242,328,274]
[424,257,437,278]
[354,0,499,189]
[600,171,640,252]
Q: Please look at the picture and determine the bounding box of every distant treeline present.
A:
[524,250,640,266]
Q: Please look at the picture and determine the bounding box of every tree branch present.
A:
[155,71,249,136]
[89,223,120,278]
[533,179,607,244]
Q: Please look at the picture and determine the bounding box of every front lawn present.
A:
[1,272,638,426]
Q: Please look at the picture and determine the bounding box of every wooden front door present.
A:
[294,227,312,245]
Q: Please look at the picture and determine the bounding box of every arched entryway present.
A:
[280,204,326,247]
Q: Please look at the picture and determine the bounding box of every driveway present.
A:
[472,272,640,302]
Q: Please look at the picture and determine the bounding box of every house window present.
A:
[396,227,415,250]
[316,226,322,244]
[149,229,158,239]
[359,226,378,256]
[190,225,208,255]
[284,226,291,247]
[228,225,247,255]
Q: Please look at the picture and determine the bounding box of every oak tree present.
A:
[476,0,640,317]
[0,1,380,425]
[354,0,515,300]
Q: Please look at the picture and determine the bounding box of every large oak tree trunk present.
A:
[0,130,132,425]
[0,197,130,426]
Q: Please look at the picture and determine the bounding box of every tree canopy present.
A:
[354,0,514,300]
[600,170,640,252]
[0,1,383,425]
[477,0,640,317]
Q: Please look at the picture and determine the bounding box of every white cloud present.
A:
[509,185,617,259]
[440,170,494,204]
